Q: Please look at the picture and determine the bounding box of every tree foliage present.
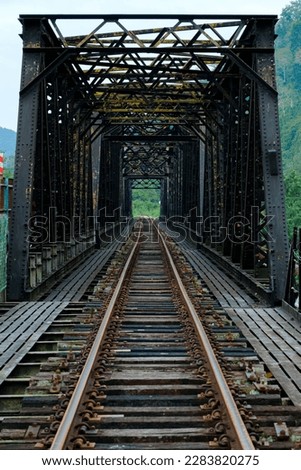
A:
[131,188,161,218]
[276,1,301,168]
[275,1,301,237]
[284,170,301,239]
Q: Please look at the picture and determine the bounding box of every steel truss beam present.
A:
[105,135,197,142]
[130,179,162,190]
[8,18,96,300]
[201,19,289,302]
[8,14,289,303]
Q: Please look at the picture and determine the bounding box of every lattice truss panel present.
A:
[8,15,288,302]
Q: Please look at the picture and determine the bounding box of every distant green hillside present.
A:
[275,0,301,172]
[0,127,16,177]
[275,0,301,236]
[0,127,16,157]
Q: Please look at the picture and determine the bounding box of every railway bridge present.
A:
[8,14,289,304]
[2,14,301,451]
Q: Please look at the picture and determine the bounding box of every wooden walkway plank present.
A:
[225,307,301,406]
[247,308,301,365]
[0,302,59,347]
[0,301,69,385]
[45,241,123,302]
[44,250,108,301]
[181,250,240,308]
[0,302,30,332]
[273,307,301,341]
[180,240,255,308]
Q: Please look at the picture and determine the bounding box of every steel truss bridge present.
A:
[8,14,289,304]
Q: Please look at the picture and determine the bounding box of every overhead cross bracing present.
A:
[17,14,277,138]
[8,14,289,304]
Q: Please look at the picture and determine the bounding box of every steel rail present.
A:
[50,223,142,450]
[156,224,255,450]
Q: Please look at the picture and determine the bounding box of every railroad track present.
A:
[0,219,301,450]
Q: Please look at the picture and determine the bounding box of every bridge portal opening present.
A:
[130,179,161,219]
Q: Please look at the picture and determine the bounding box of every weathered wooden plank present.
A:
[87,427,217,438]
[97,416,207,425]
[238,308,301,386]
[0,302,32,333]
[225,307,301,406]
[271,307,301,341]
[0,302,58,347]
[178,240,255,308]
[112,357,191,363]
[85,405,206,416]
[103,384,203,394]
[121,316,179,323]
[0,302,69,385]
[45,239,124,302]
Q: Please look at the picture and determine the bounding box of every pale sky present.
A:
[0,0,292,131]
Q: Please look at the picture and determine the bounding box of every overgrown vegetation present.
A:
[284,170,301,236]
[131,188,161,218]
[276,0,301,237]
[276,4,301,173]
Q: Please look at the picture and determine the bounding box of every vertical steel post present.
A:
[255,19,289,302]
[7,19,43,300]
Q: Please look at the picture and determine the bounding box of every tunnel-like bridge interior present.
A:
[8,14,289,303]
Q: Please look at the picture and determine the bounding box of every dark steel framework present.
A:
[8,14,289,302]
